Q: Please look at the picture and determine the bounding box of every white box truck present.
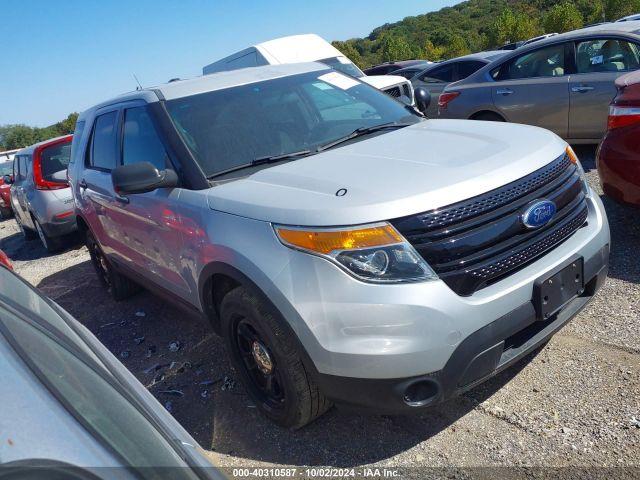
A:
[203,34,415,106]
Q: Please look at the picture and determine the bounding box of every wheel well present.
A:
[470,110,505,121]
[76,215,89,240]
[203,273,241,333]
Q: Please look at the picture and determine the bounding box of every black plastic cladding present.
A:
[391,153,589,296]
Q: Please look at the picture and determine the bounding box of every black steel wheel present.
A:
[220,286,331,428]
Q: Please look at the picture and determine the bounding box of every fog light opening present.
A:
[403,380,439,406]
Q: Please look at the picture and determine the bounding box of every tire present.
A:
[0,207,12,220]
[472,111,505,122]
[33,217,63,253]
[220,286,331,429]
[15,214,37,240]
[85,229,140,301]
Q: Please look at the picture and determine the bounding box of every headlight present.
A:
[274,222,438,283]
[566,145,591,198]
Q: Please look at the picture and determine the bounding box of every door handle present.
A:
[79,179,88,190]
[496,88,514,96]
[115,195,129,205]
[571,85,594,93]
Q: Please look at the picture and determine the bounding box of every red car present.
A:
[0,248,13,270]
[0,161,13,218]
[597,70,640,207]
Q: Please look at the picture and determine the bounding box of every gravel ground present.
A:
[1,146,638,476]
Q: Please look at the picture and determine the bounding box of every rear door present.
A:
[490,43,571,137]
[568,37,640,140]
[11,155,33,227]
[412,63,456,116]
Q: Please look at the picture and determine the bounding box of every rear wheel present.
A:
[15,214,36,240]
[33,217,63,253]
[220,286,331,429]
[85,229,140,300]
[472,111,505,122]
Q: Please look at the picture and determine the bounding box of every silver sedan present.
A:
[438,21,640,143]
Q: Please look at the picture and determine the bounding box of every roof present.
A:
[15,134,73,156]
[81,62,330,117]
[535,20,640,44]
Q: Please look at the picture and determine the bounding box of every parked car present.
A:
[70,62,609,429]
[6,135,76,252]
[0,148,19,163]
[439,21,640,143]
[0,161,14,218]
[364,60,432,76]
[500,33,560,51]
[0,266,222,478]
[202,34,416,106]
[410,51,508,117]
[0,248,13,270]
[597,69,640,206]
[392,63,436,79]
[617,14,640,22]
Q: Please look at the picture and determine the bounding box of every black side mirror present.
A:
[414,86,431,115]
[2,175,13,185]
[112,162,178,195]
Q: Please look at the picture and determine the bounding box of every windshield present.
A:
[319,56,365,78]
[166,70,420,178]
[0,162,12,176]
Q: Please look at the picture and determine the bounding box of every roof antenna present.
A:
[133,74,143,91]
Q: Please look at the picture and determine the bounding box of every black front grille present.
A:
[385,86,402,97]
[391,153,589,296]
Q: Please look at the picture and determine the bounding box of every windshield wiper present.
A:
[316,122,414,152]
[208,149,313,179]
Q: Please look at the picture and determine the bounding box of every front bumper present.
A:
[313,243,608,413]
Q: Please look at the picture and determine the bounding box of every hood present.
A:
[361,75,410,90]
[207,120,568,226]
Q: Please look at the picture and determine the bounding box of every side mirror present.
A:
[112,162,178,195]
[2,175,13,185]
[414,86,431,115]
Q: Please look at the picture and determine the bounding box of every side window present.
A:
[13,157,19,180]
[122,107,169,171]
[492,44,566,80]
[457,61,486,80]
[89,111,118,171]
[18,156,27,181]
[419,64,455,83]
[69,120,86,166]
[575,39,640,73]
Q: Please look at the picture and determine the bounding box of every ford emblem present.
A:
[522,200,556,229]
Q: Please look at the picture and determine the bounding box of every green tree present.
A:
[422,40,447,61]
[331,41,364,69]
[378,33,413,62]
[445,35,470,59]
[603,0,640,20]
[544,3,584,33]
[2,125,39,150]
[489,8,540,47]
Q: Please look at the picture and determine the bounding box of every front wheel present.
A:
[85,229,140,301]
[220,286,331,429]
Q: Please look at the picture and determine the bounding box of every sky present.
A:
[0,0,459,127]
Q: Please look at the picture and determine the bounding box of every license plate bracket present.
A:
[533,257,584,320]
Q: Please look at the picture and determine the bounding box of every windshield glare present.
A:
[166,70,419,178]
[319,56,365,78]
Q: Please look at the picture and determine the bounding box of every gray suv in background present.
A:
[8,135,77,252]
[439,21,640,143]
[69,62,609,428]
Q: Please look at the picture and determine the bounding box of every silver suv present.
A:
[69,63,610,428]
[8,135,77,252]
